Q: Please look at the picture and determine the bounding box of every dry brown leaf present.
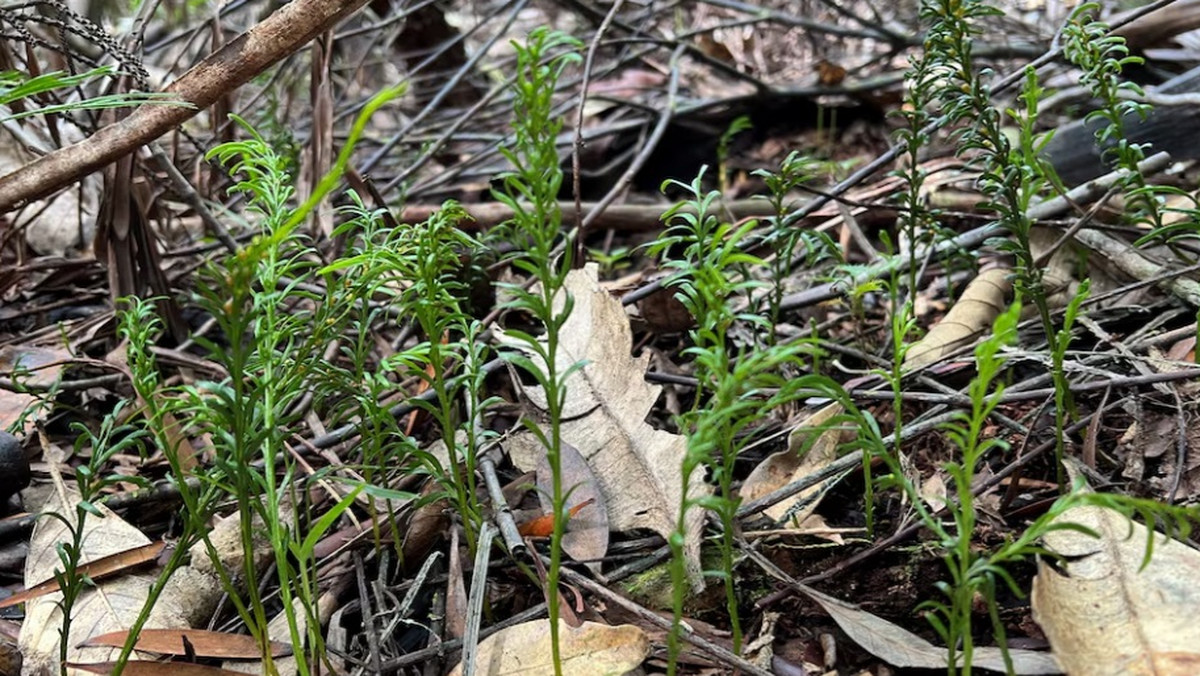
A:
[1165,335,1196,363]
[0,541,163,610]
[446,619,649,676]
[637,282,693,333]
[79,629,291,660]
[221,596,320,675]
[740,403,846,524]
[144,499,298,645]
[0,345,69,390]
[219,509,337,675]
[501,264,709,589]
[18,445,175,675]
[68,661,250,676]
[533,442,609,572]
[222,588,340,675]
[1032,504,1200,675]
[801,586,1059,674]
[447,525,468,640]
[905,268,1011,370]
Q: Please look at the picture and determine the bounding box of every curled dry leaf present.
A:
[500,264,709,589]
[221,596,317,675]
[1032,504,1200,675]
[740,403,846,525]
[447,619,649,676]
[904,268,1011,370]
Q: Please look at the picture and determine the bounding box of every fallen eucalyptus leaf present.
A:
[447,619,648,676]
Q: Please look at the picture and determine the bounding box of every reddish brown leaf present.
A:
[405,331,448,435]
[816,59,847,86]
[0,541,164,609]
[79,628,291,659]
[401,485,450,574]
[67,661,250,675]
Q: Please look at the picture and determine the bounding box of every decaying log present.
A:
[1114,0,1200,52]
[1041,68,1200,185]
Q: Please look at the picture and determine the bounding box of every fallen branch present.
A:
[0,0,371,212]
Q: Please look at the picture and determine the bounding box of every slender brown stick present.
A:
[0,0,371,211]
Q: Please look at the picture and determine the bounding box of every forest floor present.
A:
[3,0,1200,674]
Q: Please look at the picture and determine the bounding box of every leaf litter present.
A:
[6,0,1200,673]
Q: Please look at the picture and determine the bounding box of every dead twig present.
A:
[0,0,373,211]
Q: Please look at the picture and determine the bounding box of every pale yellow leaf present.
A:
[447,620,648,676]
[920,473,947,513]
[740,403,846,524]
[905,268,1011,370]
[1032,504,1200,675]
